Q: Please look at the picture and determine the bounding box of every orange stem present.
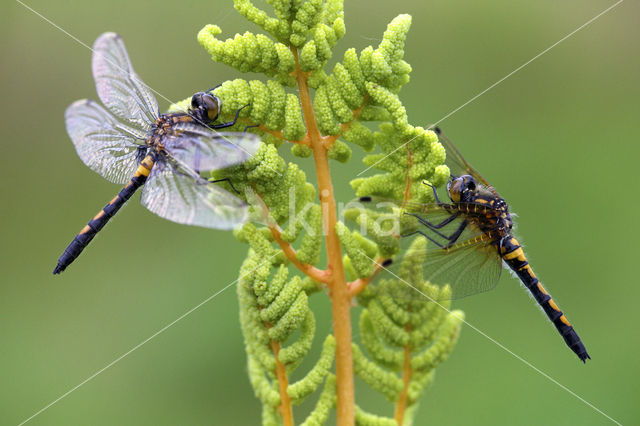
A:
[257,125,286,140]
[270,339,295,426]
[394,339,413,424]
[260,309,293,424]
[237,118,313,145]
[401,144,415,208]
[254,191,328,283]
[391,144,419,424]
[292,46,355,426]
[270,224,329,283]
[348,257,388,297]
[324,95,369,148]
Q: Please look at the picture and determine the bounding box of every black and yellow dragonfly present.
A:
[361,127,589,362]
[53,33,260,274]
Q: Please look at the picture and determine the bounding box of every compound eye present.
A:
[191,93,203,109]
[448,178,463,202]
[461,175,476,192]
[466,180,476,191]
[203,94,221,121]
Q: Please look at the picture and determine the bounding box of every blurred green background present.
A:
[2,0,638,424]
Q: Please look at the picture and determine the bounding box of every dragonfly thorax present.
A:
[152,115,173,135]
[448,175,514,233]
[151,113,195,140]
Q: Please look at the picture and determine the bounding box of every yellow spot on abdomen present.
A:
[503,247,525,261]
[560,315,571,327]
[134,165,151,177]
[537,283,548,295]
[517,264,535,277]
[92,210,105,220]
[134,155,154,177]
[548,299,561,312]
[522,264,536,278]
[79,225,91,234]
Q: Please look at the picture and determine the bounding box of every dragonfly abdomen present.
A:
[53,156,154,274]
[500,236,590,362]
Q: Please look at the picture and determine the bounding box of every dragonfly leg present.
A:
[404,213,459,241]
[442,220,468,247]
[401,230,446,248]
[211,177,240,194]
[243,124,260,133]
[404,216,468,246]
[211,104,250,129]
[205,84,222,93]
[422,182,443,204]
[405,211,460,230]
[406,213,449,240]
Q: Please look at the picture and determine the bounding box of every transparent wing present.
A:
[417,236,502,299]
[65,99,147,184]
[355,196,492,242]
[92,32,158,131]
[356,196,502,301]
[402,203,487,246]
[163,124,261,171]
[140,157,247,229]
[383,233,502,302]
[431,126,500,197]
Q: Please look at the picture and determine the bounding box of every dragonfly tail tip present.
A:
[579,352,591,363]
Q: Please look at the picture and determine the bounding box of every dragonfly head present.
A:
[190,92,221,124]
[447,174,476,203]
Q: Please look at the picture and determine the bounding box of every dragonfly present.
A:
[53,32,260,274]
[361,127,589,363]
